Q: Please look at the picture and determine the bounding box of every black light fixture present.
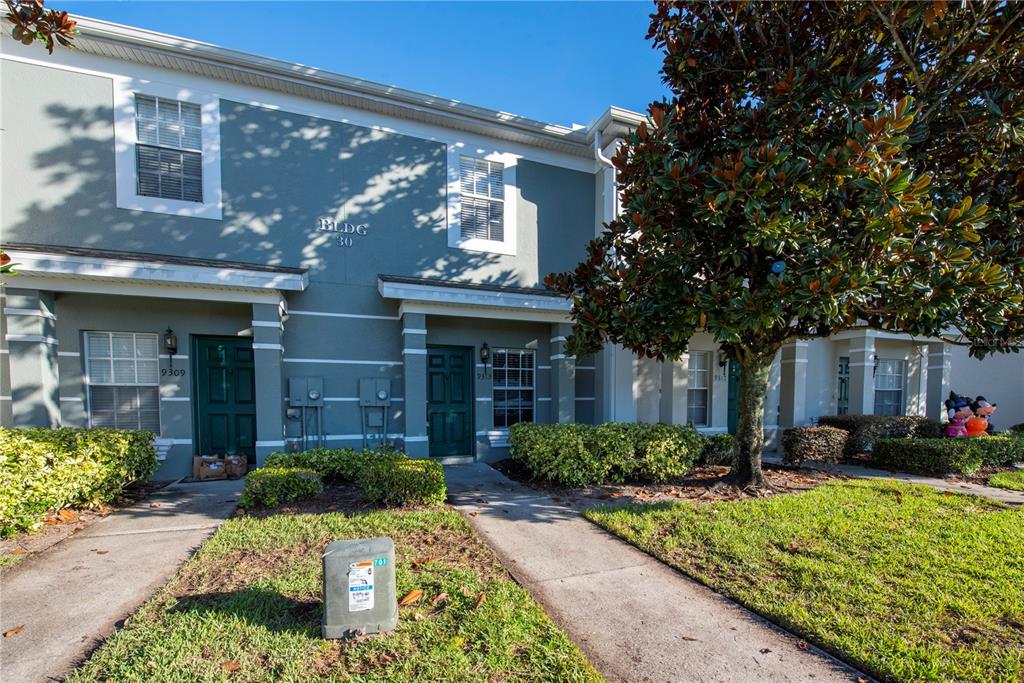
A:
[164,327,178,367]
[717,349,729,368]
[479,342,491,376]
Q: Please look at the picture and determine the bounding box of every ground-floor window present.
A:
[873,358,906,416]
[85,331,160,431]
[492,348,534,428]
[687,351,710,426]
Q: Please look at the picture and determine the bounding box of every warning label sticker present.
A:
[348,561,374,612]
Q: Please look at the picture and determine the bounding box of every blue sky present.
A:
[58,1,667,126]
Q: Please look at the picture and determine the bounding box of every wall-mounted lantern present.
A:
[479,342,491,377]
[164,327,178,368]
[717,348,729,368]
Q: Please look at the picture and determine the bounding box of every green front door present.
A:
[427,346,473,457]
[193,336,256,458]
[726,360,741,435]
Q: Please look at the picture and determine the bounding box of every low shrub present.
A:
[358,457,447,507]
[632,423,703,481]
[509,422,701,486]
[782,426,848,467]
[699,433,735,466]
[818,415,941,456]
[871,438,985,475]
[0,427,157,536]
[973,436,1024,467]
[238,467,322,508]
[265,447,405,483]
[1009,423,1024,434]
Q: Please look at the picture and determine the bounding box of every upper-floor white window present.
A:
[113,77,222,220]
[447,147,517,255]
[460,156,504,242]
[135,95,204,203]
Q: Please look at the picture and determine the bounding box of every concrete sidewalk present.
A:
[0,478,243,683]
[762,454,1024,506]
[446,463,865,683]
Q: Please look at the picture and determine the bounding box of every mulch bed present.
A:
[0,479,174,571]
[492,459,839,507]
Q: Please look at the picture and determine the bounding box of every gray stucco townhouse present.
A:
[2,18,1020,480]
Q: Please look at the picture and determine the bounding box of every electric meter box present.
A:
[289,377,324,407]
[322,537,397,639]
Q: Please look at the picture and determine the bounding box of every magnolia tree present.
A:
[4,0,76,53]
[548,1,1024,489]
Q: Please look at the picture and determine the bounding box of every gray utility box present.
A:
[322,537,397,639]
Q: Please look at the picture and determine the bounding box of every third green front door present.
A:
[193,336,256,458]
[427,346,473,457]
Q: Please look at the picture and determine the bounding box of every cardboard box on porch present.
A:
[224,454,247,479]
[192,455,227,481]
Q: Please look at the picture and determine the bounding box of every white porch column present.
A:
[401,312,429,457]
[779,341,809,427]
[252,303,286,465]
[926,341,952,422]
[3,288,60,427]
[848,331,876,415]
[659,355,689,424]
[550,323,576,423]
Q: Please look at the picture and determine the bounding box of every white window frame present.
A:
[84,331,161,432]
[447,145,518,255]
[113,76,223,220]
[873,358,907,416]
[687,351,711,427]
[491,348,535,428]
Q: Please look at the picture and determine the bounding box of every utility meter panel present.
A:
[289,377,324,407]
[358,378,392,407]
[322,537,397,639]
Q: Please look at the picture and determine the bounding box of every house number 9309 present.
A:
[161,368,186,377]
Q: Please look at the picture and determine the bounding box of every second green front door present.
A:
[427,346,473,457]
[727,360,741,435]
[193,336,256,458]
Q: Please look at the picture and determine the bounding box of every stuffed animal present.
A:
[970,396,997,434]
[944,392,973,438]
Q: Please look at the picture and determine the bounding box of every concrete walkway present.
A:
[446,463,865,683]
[1,478,243,683]
[762,454,1024,506]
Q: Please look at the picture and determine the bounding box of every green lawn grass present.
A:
[69,508,601,682]
[988,469,1024,492]
[585,479,1024,683]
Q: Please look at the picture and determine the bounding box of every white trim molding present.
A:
[112,76,223,219]
[380,278,571,324]
[6,334,58,345]
[6,249,307,303]
[252,343,283,351]
[3,307,57,319]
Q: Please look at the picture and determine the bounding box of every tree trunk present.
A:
[729,348,777,490]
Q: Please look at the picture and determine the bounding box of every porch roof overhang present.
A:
[377,274,572,324]
[3,243,308,305]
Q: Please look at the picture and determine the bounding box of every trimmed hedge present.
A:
[700,433,735,466]
[818,415,942,456]
[509,422,702,486]
[238,467,322,508]
[359,458,447,507]
[0,427,157,536]
[1009,423,1024,434]
[782,426,848,467]
[262,446,445,507]
[264,447,405,483]
[871,438,987,475]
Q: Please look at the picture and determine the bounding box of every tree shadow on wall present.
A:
[9,99,523,288]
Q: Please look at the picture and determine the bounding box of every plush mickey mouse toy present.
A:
[970,396,998,434]
[944,392,973,438]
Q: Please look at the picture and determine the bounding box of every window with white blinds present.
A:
[873,358,906,417]
[492,348,534,428]
[134,94,203,203]
[459,156,505,242]
[687,351,710,426]
[85,332,160,432]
